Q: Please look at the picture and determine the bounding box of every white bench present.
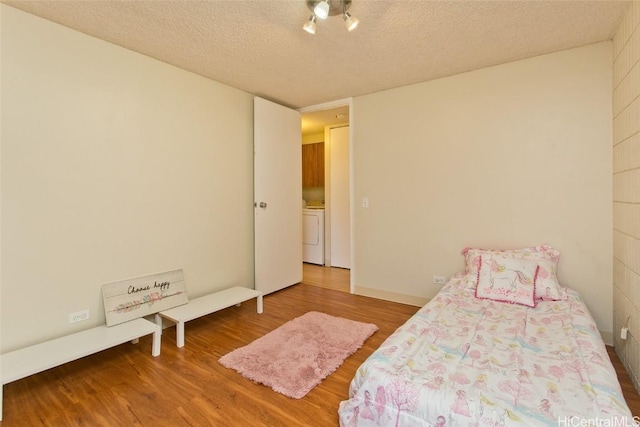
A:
[156,286,263,348]
[0,317,161,421]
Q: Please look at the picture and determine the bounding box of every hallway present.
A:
[302,263,350,293]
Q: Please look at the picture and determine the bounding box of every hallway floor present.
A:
[302,263,350,293]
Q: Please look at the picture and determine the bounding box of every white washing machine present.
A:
[303,208,324,265]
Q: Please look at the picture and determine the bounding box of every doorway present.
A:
[300,103,351,292]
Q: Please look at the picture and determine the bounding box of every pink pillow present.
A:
[475,254,538,307]
[462,245,564,301]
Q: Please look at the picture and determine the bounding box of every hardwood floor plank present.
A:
[1,267,639,425]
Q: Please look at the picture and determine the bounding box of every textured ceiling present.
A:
[2,0,631,110]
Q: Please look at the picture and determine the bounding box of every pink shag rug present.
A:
[218,311,378,399]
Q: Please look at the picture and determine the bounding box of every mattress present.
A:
[338,274,634,426]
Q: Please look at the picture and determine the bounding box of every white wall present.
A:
[353,43,615,335]
[1,6,255,352]
[612,1,640,391]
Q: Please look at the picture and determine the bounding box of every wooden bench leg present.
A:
[154,313,163,331]
[257,295,263,314]
[152,326,161,357]
[176,321,185,348]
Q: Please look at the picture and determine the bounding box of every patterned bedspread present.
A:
[338,275,634,426]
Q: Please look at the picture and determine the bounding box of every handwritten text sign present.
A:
[102,269,189,327]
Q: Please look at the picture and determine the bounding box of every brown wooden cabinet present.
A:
[302,142,324,187]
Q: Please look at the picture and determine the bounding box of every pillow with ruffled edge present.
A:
[462,245,564,300]
[474,254,539,307]
[534,258,566,301]
[462,245,560,277]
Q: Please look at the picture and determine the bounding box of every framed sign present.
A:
[102,269,189,326]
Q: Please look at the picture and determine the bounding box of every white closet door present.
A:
[330,126,350,269]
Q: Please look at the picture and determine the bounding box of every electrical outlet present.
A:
[69,309,89,324]
[433,276,446,285]
[621,327,629,340]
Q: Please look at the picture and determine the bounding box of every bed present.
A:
[338,246,634,426]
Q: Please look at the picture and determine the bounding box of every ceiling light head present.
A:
[303,15,317,34]
[303,0,357,34]
[313,0,330,20]
[343,12,359,32]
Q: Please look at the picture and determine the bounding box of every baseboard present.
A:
[354,286,429,307]
[600,330,613,346]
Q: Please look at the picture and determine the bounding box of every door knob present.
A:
[259,202,267,208]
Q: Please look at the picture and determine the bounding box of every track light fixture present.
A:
[313,0,330,20]
[303,15,317,34]
[343,11,359,32]
[303,0,359,34]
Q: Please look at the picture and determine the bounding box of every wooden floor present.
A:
[302,262,350,293]
[1,264,638,426]
[608,345,640,418]
[0,275,416,426]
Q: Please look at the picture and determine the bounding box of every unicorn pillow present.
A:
[474,254,539,307]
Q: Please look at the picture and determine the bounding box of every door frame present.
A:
[298,98,354,293]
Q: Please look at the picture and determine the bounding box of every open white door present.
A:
[254,97,302,295]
